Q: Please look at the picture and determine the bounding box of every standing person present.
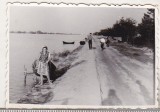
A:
[88,33,93,49]
[85,38,88,42]
[37,46,51,85]
[106,37,110,47]
[100,37,106,50]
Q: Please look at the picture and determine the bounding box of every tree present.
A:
[97,18,137,43]
[110,18,137,43]
[37,30,43,34]
[137,9,155,48]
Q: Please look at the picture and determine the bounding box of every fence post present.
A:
[24,65,27,86]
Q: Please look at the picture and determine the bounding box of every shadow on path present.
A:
[102,89,122,105]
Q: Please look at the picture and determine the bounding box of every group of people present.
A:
[100,37,110,50]
[87,33,110,50]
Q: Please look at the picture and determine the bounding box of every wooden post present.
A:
[24,65,34,86]
[24,65,27,86]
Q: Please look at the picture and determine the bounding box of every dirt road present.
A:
[93,37,154,106]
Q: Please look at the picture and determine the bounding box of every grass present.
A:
[111,42,153,63]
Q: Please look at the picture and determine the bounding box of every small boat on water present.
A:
[63,41,75,44]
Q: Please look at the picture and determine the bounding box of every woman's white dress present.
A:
[37,52,50,76]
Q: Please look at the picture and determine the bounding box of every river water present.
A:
[9,33,85,103]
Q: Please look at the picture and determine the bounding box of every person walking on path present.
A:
[105,37,110,47]
[100,37,106,50]
[88,33,93,49]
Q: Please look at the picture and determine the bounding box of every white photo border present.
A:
[6,2,160,109]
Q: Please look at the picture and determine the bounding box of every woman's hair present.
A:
[42,46,48,51]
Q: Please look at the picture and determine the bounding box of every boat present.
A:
[63,41,75,44]
[80,41,85,45]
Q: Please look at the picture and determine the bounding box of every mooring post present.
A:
[24,65,27,86]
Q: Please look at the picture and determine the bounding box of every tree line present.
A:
[10,30,80,35]
[94,9,155,49]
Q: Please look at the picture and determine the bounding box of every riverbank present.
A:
[17,45,84,104]
[17,43,101,104]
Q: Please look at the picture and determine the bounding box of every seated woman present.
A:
[37,46,51,85]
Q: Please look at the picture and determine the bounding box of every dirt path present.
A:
[43,37,155,106]
[93,37,154,106]
[46,44,101,105]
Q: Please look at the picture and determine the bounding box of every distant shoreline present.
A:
[10,31,81,35]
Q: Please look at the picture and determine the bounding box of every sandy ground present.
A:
[45,36,154,106]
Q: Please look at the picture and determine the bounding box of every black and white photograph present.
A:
[9,5,155,107]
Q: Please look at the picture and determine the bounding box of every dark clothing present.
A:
[88,34,93,49]
[101,42,104,50]
[48,61,69,82]
[48,61,57,81]
[33,59,69,83]
[88,40,92,49]
[106,39,110,47]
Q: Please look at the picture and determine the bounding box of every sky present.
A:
[10,6,148,34]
